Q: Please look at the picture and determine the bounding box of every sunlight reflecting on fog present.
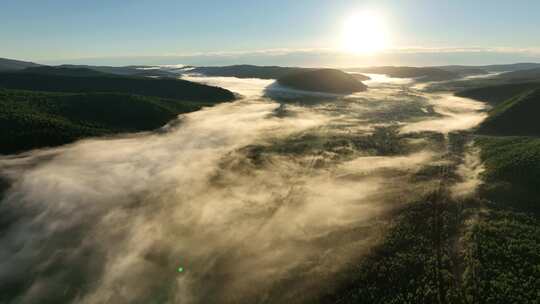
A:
[0,74,487,303]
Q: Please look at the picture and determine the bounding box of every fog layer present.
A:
[0,73,486,303]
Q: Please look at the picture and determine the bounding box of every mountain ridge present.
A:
[0,57,42,71]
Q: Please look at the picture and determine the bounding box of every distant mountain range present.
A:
[189,65,318,79]
[349,66,461,81]
[3,57,540,82]
[56,64,181,78]
[189,64,458,81]
[0,58,180,77]
[188,64,540,81]
[350,63,540,82]
[447,63,540,72]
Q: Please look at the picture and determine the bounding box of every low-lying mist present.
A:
[0,74,487,303]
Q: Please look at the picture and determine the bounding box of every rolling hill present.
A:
[189,65,311,79]
[276,69,367,94]
[19,66,112,77]
[57,64,180,78]
[435,65,489,75]
[189,65,370,81]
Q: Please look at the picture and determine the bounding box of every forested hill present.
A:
[277,69,367,94]
[457,82,540,105]
[0,64,236,154]
[0,71,235,102]
[455,79,540,136]
[190,65,370,81]
[0,89,216,154]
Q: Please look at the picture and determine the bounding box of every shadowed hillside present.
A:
[0,89,214,154]
[0,64,236,154]
[457,82,540,105]
[497,68,540,81]
[477,89,540,136]
[0,72,235,102]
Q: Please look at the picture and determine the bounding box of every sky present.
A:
[1,0,540,66]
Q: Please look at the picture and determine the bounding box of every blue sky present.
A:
[1,0,539,66]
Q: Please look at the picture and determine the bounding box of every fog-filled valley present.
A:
[3,1,540,302]
[0,68,503,303]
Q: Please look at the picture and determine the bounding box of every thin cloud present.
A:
[42,46,540,67]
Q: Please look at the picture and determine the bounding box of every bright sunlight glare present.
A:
[342,11,389,55]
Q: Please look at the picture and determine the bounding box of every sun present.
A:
[342,12,389,55]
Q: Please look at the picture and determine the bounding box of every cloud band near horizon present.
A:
[39,46,540,67]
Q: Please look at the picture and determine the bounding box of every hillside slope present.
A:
[0,72,235,102]
[497,68,540,81]
[457,82,540,105]
[0,89,213,154]
[478,89,540,136]
[0,58,41,71]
